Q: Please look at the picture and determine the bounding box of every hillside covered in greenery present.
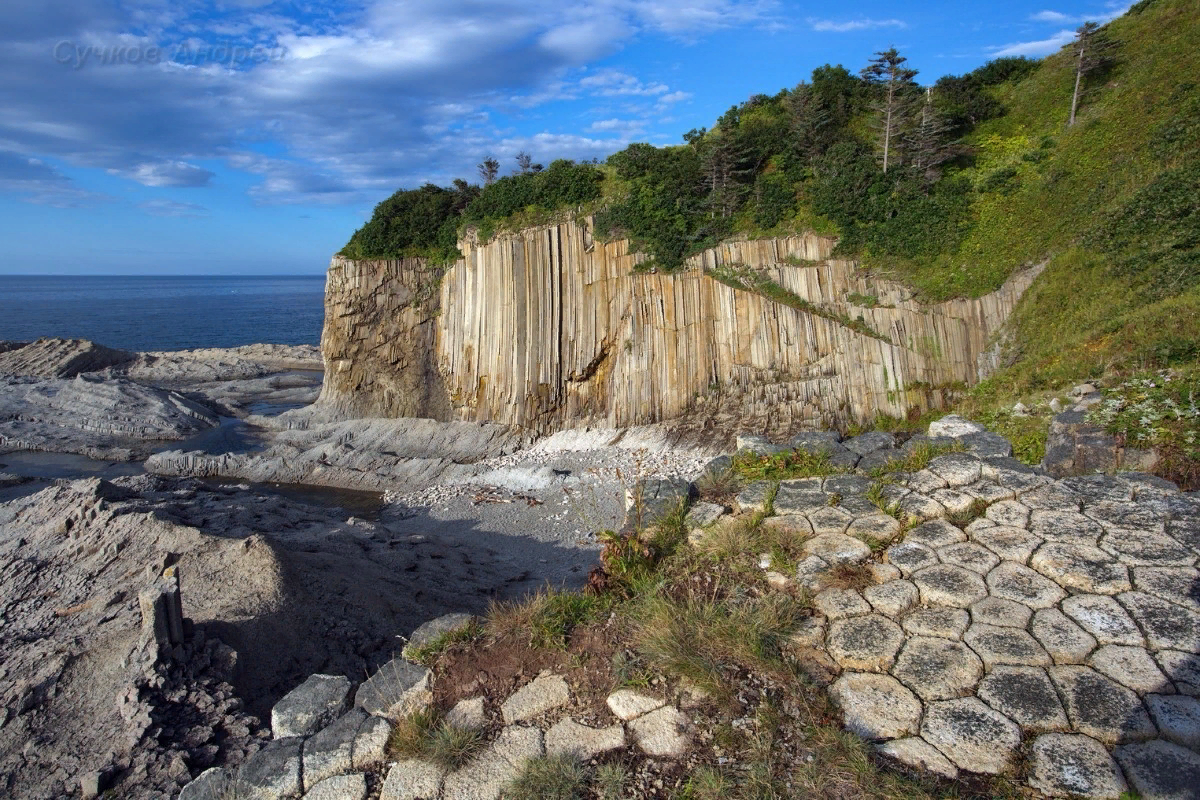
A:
[342,0,1198,476]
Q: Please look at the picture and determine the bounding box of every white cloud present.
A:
[808,17,907,33]
[657,90,692,105]
[990,28,1077,56]
[1030,10,1073,22]
[580,70,670,96]
[114,161,215,188]
[138,198,208,217]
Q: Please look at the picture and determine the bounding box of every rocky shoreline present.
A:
[4,338,1200,799]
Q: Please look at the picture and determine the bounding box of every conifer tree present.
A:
[1068,22,1116,126]
[860,48,919,172]
[476,157,499,185]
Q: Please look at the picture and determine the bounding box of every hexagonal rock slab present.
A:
[1146,694,1200,750]
[1118,591,1200,651]
[906,520,966,549]
[772,485,829,516]
[1100,530,1195,567]
[238,737,304,799]
[931,488,977,516]
[863,580,918,617]
[1085,500,1167,532]
[272,674,351,738]
[377,759,446,800]
[806,506,855,536]
[886,541,939,577]
[829,672,923,740]
[906,469,948,495]
[896,493,947,523]
[1022,483,1083,512]
[971,525,1043,564]
[970,596,1032,628]
[629,706,692,758]
[441,726,544,800]
[303,707,368,788]
[1132,567,1200,613]
[920,697,1021,774]
[977,666,1068,733]
[445,697,487,731]
[500,673,570,724]
[964,623,1052,668]
[847,514,901,542]
[1028,734,1128,799]
[735,481,773,514]
[305,774,368,800]
[986,500,1031,529]
[1088,645,1173,694]
[986,561,1066,609]
[911,564,989,608]
[545,718,626,760]
[1063,595,1144,647]
[827,614,905,672]
[939,542,1000,575]
[803,533,870,565]
[356,658,433,721]
[1113,739,1200,800]
[891,636,983,701]
[814,588,872,620]
[876,737,958,780]
[1030,543,1131,595]
[1030,510,1105,545]
[1049,666,1157,745]
[962,480,1016,504]
[901,606,970,640]
[928,415,986,438]
[1157,650,1200,696]
[795,555,831,591]
[927,453,983,487]
[1032,608,1099,665]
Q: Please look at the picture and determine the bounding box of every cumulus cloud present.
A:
[990,28,1078,56]
[0,0,754,205]
[808,17,907,33]
[0,150,111,207]
[1030,10,1074,22]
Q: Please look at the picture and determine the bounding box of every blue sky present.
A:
[0,0,1130,275]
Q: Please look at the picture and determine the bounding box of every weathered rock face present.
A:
[320,220,1041,435]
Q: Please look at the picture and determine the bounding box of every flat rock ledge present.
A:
[761,417,1200,797]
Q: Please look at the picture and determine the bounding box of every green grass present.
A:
[386,709,484,770]
[505,754,589,800]
[403,620,485,666]
[731,448,843,482]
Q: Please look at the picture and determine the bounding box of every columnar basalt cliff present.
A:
[320,219,1041,436]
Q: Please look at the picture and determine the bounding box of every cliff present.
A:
[319,219,1042,437]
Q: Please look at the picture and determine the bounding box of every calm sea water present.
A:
[0,275,326,351]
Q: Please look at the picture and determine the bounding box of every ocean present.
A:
[0,275,326,351]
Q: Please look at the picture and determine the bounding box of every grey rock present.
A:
[789,431,842,452]
[804,533,870,565]
[813,588,871,620]
[1146,694,1200,750]
[1028,733,1127,799]
[939,541,1001,574]
[960,431,1013,459]
[905,519,966,549]
[901,606,970,640]
[930,488,977,516]
[274,676,352,738]
[1030,542,1130,595]
[788,615,827,649]
[986,561,1066,609]
[985,499,1031,528]
[735,480,773,514]
[1088,645,1173,694]
[891,636,983,701]
[823,474,872,495]
[927,415,986,438]
[545,718,625,760]
[829,672,923,740]
[876,737,958,779]
[237,736,304,800]
[846,514,901,542]
[962,479,1016,504]
[1022,483,1084,512]
[1064,594,1145,647]
[405,613,477,653]
[906,469,949,494]
[1158,650,1200,696]
[606,689,664,721]
[1119,591,1200,651]
[303,707,367,788]
[970,596,1032,628]
[356,658,433,721]
[445,697,487,731]
[1062,474,1135,505]
[964,622,1052,667]
[895,492,947,523]
[827,614,905,672]
[1049,666,1156,745]
[500,673,570,725]
[351,715,391,770]
[441,726,543,800]
[1032,608,1099,665]
[971,525,1044,564]
[885,541,939,577]
[626,477,693,524]
[696,454,733,481]
[1031,510,1105,545]
[1113,739,1200,800]
[1132,567,1200,612]
[911,564,989,608]
[1100,530,1195,567]
[685,501,727,528]
[927,453,984,487]
[857,449,903,473]
[179,768,230,800]
[844,431,896,456]
[629,706,692,758]
[772,484,828,516]
[794,554,831,591]
[920,697,1021,774]
[977,666,1068,733]
[303,774,368,800]
[805,505,855,536]
[1085,500,1167,532]
[380,759,447,800]
[863,580,919,617]
[736,434,785,456]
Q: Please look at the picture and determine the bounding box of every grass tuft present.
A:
[386,709,484,770]
[505,754,589,800]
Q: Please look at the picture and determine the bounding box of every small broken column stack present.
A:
[138,565,188,656]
